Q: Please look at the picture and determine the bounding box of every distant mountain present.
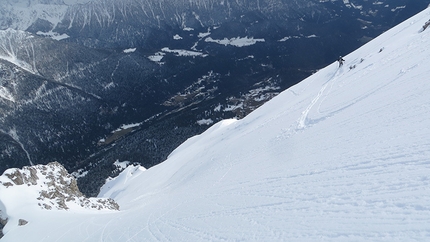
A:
[1,6,430,241]
[0,161,118,210]
[0,0,429,196]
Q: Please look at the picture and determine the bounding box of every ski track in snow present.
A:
[297,69,340,130]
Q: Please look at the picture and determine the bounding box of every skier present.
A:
[338,56,345,67]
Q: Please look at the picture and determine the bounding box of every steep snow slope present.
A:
[2,7,430,242]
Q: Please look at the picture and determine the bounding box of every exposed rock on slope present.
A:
[0,161,119,211]
[0,216,5,239]
[0,161,118,239]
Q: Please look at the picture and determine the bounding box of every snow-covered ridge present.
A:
[0,29,38,74]
[99,164,146,199]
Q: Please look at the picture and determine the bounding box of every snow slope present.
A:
[2,7,430,242]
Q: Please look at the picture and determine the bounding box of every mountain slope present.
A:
[2,0,430,198]
[1,5,430,242]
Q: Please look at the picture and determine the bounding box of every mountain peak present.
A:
[0,29,40,75]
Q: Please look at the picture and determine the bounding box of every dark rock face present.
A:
[0,0,430,196]
[18,219,28,226]
[0,215,6,239]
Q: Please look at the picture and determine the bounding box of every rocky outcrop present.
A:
[0,162,119,211]
[421,20,430,32]
[0,215,6,239]
[18,219,28,226]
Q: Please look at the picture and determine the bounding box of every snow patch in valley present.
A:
[205,36,265,47]
[198,29,211,38]
[123,48,136,53]
[214,103,222,112]
[148,52,165,62]
[173,34,183,40]
[103,81,116,90]
[71,168,88,179]
[392,6,406,12]
[196,118,214,126]
[112,123,141,133]
[278,34,318,41]
[223,103,243,111]
[113,160,131,170]
[278,36,300,41]
[161,47,207,57]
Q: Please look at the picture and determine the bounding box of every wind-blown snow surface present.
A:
[2,8,430,242]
